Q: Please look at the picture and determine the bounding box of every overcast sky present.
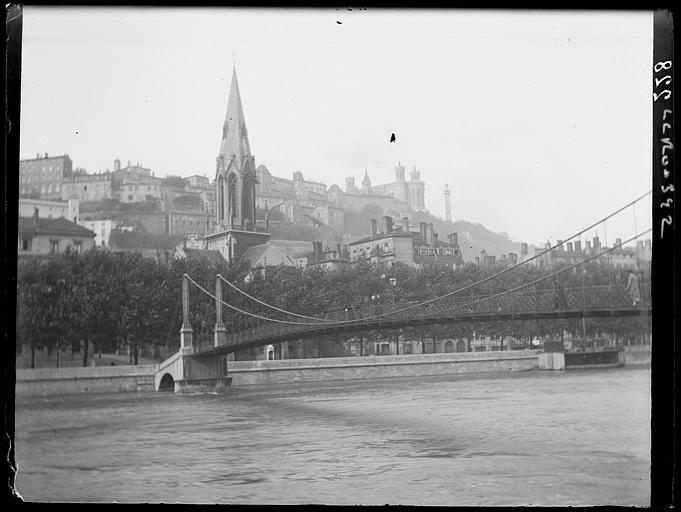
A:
[19,7,653,246]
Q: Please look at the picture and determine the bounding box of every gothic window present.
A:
[228,173,238,220]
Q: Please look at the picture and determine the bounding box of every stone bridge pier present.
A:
[155,275,232,393]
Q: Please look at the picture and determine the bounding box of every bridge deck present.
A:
[193,285,650,356]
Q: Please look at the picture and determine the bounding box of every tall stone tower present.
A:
[215,66,257,231]
[444,183,452,222]
[204,66,270,262]
[361,169,371,193]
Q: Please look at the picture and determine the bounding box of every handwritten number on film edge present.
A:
[654,60,673,239]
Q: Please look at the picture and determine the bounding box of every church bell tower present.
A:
[215,66,258,231]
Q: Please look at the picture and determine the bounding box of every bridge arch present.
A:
[158,373,175,392]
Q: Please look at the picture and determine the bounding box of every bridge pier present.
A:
[155,275,232,392]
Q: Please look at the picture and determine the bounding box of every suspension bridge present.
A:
[155,192,652,392]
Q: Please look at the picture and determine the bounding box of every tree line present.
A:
[16,248,650,367]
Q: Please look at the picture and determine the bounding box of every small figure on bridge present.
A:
[553,280,567,309]
[625,270,641,306]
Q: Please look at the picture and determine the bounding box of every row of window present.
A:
[20,164,60,175]
[19,183,62,195]
[19,238,83,253]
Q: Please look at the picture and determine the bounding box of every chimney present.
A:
[585,241,592,253]
[45,152,48,158]
[557,240,564,251]
[427,223,434,245]
[36,153,39,159]
[419,221,427,245]
[313,241,323,262]
[521,243,528,256]
[566,241,573,252]
[592,236,600,251]
[615,237,622,249]
[383,215,393,234]
[574,240,582,253]
[402,216,409,232]
[370,219,377,236]
[114,159,121,171]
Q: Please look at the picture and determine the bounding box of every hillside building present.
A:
[19,153,74,200]
[18,208,96,257]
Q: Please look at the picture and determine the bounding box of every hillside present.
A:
[344,205,523,262]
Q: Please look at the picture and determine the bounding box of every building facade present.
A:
[61,172,113,202]
[18,198,80,223]
[18,210,96,257]
[78,219,116,247]
[368,162,426,212]
[19,154,74,200]
[348,216,464,269]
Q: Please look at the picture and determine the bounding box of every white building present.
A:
[78,219,116,247]
[19,198,79,223]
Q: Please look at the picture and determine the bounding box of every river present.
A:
[14,366,650,505]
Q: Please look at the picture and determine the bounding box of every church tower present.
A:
[215,67,257,231]
[204,66,270,263]
[444,183,452,222]
[361,169,371,193]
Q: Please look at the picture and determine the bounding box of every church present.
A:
[203,67,271,262]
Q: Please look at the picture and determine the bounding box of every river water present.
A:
[14,367,650,506]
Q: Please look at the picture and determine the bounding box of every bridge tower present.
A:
[155,275,232,393]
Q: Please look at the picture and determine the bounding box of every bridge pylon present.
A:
[214,275,228,348]
[155,274,232,393]
[180,274,193,355]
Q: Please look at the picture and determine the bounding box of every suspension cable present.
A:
[186,192,651,326]
[185,228,650,329]
[217,274,335,323]
[335,190,653,321]
[469,228,652,306]
[184,274,339,325]
[215,191,653,325]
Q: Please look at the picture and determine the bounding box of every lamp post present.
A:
[388,277,397,354]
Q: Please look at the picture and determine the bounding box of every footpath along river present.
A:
[14,366,650,505]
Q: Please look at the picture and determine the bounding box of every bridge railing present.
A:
[193,284,644,354]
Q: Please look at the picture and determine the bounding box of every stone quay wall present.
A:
[227,350,541,387]
[16,364,159,396]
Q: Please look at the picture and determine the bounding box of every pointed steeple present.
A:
[361,168,371,192]
[219,67,252,167]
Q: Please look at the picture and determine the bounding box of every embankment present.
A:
[15,364,159,396]
[227,350,540,386]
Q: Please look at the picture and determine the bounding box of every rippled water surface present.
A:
[15,367,650,505]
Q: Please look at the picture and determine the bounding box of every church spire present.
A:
[219,66,252,164]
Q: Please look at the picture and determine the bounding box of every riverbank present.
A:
[15,345,651,396]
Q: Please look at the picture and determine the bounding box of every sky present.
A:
[19,7,654,247]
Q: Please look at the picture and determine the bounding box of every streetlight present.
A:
[388,277,398,355]
[388,277,397,307]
